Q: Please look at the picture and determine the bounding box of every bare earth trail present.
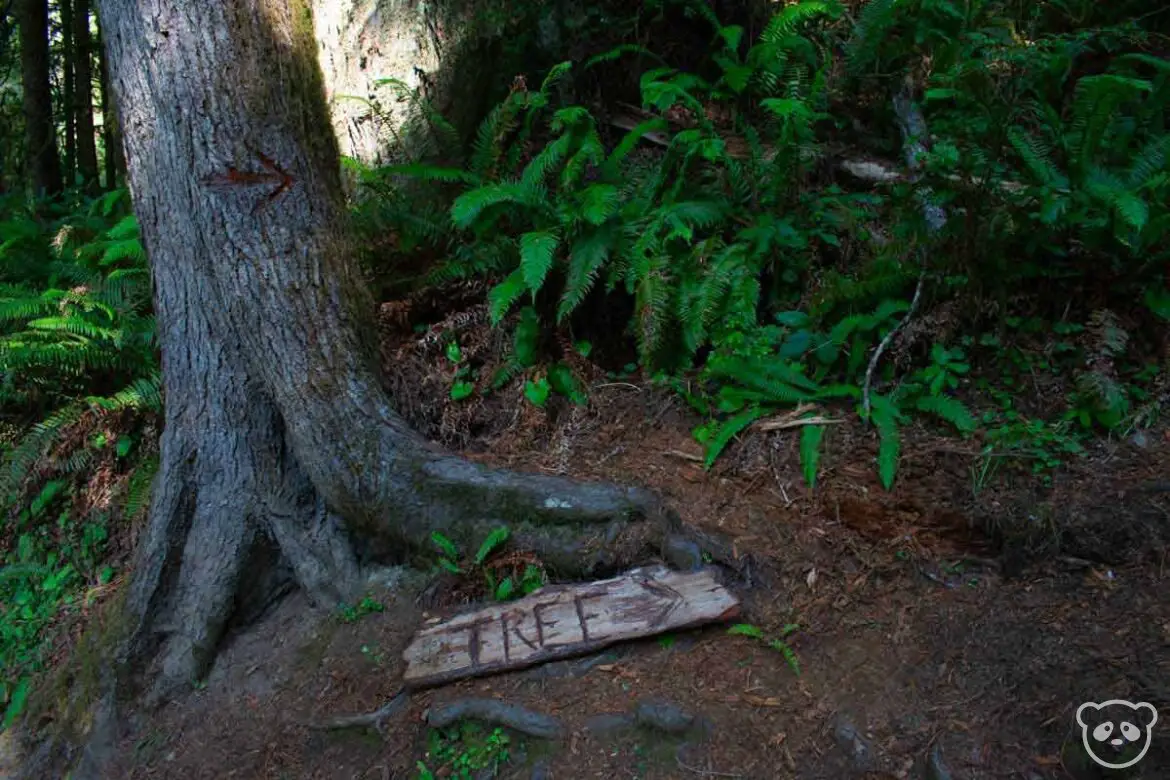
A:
[106,383,1170,779]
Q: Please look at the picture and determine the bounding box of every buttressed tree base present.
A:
[95,0,669,713]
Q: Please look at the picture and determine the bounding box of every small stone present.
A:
[1130,430,1150,449]
[833,715,874,770]
[634,699,695,734]
[662,535,704,572]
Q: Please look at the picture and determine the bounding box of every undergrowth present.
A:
[0,188,159,729]
[349,0,1168,490]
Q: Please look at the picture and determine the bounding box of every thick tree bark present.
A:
[60,0,77,187]
[95,0,665,708]
[71,0,99,190]
[18,0,63,196]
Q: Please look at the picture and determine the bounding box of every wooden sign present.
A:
[403,566,740,688]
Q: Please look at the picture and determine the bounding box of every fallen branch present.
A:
[315,688,409,732]
[756,414,843,432]
[603,107,1024,193]
[862,268,925,419]
[862,80,946,419]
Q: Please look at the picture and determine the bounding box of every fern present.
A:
[704,406,768,468]
[584,44,666,70]
[845,0,900,75]
[124,455,160,521]
[914,395,975,434]
[799,422,824,487]
[488,270,528,325]
[519,230,560,293]
[869,394,902,490]
[558,226,614,321]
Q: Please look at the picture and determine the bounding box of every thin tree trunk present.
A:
[96,26,123,188]
[95,0,665,711]
[18,0,63,197]
[71,0,98,191]
[60,0,77,188]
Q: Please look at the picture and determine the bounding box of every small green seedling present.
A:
[338,595,385,623]
[727,622,801,676]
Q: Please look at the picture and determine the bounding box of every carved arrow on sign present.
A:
[402,565,740,689]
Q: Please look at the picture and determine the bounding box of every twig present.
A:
[862,267,925,419]
[676,758,744,778]
[756,414,843,432]
[314,689,408,732]
[664,449,705,462]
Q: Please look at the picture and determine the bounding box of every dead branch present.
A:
[862,268,926,419]
[756,415,843,432]
[862,80,946,419]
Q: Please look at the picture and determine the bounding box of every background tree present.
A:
[95,0,664,707]
[59,0,76,185]
[70,0,98,190]
[96,31,123,187]
[18,0,62,196]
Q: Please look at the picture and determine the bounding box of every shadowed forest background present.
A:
[1,0,1169,778]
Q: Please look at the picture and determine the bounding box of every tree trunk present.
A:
[18,0,63,197]
[60,0,77,188]
[95,0,666,709]
[96,28,124,188]
[71,0,99,191]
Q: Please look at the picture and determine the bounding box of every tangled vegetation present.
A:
[349,0,1169,488]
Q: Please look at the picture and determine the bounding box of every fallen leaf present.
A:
[806,568,818,588]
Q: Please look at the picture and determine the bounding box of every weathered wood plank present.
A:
[402,566,740,688]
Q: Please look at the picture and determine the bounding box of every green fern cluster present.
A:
[377,3,854,370]
[1001,62,1169,261]
[695,300,975,488]
[0,189,160,498]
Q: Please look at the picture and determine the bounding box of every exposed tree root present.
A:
[425,698,565,740]
[316,688,410,733]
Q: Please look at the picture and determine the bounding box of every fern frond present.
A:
[846,0,900,74]
[913,395,975,434]
[488,269,528,325]
[799,422,824,487]
[704,406,768,468]
[584,44,666,70]
[559,226,614,322]
[519,230,560,293]
[124,456,159,521]
[1007,127,1065,187]
[451,181,535,228]
[762,1,838,42]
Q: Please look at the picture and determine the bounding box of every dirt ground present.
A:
[84,361,1170,780]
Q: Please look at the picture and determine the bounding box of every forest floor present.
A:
[89,310,1170,780]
